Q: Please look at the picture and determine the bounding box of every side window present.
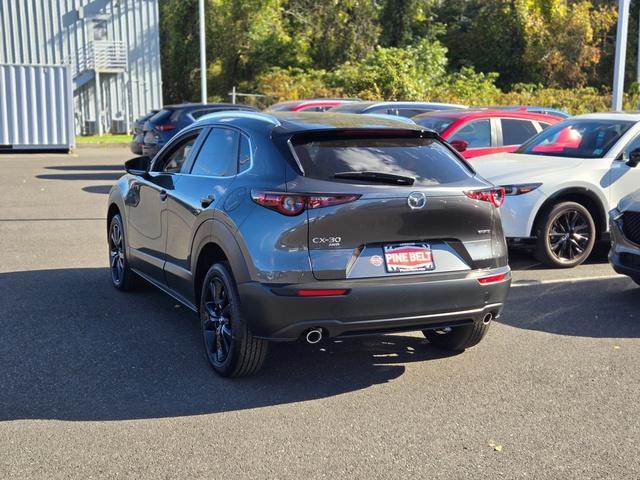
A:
[238,134,253,173]
[622,134,640,160]
[539,122,552,130]
[397,108,429,118]
[190,128,239,177]
[501,119,539,146]
[367,106,391,115]
[153,133,199,173]
[450,119,491,148]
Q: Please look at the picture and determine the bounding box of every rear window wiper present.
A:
[332,171,415,185]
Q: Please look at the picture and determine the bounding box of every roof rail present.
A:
[197,110,281,126]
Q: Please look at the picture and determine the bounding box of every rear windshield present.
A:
[149,109,173,123]
[292,136,472,185]
[412,116,455,134]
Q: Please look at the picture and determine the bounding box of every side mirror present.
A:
[450,139,469,153]
[124,156,151,176]
[627,148,640,168]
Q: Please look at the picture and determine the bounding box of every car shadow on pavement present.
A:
[82,185,113,194]
[46,165,124,172]
[37,172,123,181]
[499,276,640,338]
[0,268,456,422]
[508,242,610,271]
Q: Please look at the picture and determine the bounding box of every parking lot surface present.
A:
[1,149,639,479]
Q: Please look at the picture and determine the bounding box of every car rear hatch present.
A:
[286,129,503,280]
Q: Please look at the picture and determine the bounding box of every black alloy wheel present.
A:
[200,262,268,377]
[202,276,233,365]
[535,201,596,268]
[108,213,136,290]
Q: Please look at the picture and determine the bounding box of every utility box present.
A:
[0,64,75,151]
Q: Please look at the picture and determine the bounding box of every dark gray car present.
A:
[107,112,511,377]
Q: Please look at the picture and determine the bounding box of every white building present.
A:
[0,0,163,136]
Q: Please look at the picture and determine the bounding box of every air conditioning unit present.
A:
[83,120,97,136]
[111,119,127,134]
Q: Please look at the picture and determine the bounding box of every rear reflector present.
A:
[477,273,508,284]
[296,289,349,297]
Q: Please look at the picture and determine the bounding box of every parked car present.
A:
[141,103,258,158]
[331,101,467,118]
[412,109,562,159]
[265,99,358,112]
[490,106,571,119]
[469,113,640,268]
[107,111,511,377]
[130,110,158,154]
[609,189,640,284]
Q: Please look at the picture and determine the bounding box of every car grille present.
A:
[621,211,640,244]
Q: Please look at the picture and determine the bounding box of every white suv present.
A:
[469,113,640,268]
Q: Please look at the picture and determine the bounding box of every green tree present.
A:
[159,0,200,103]
[283,0,381,69]
[328,38,448,99]
[379,0,438,47]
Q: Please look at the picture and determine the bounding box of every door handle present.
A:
[159,190,168,201]
[201,194,215,208]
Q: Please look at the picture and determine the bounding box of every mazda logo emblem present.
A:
[407,192,427,210]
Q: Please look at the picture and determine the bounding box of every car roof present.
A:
[331,101,467,112]
[194,111,425,134]
[571,112,640,122]
[412,109,562,122]
[266,99,359,110]
[162,103,257,111]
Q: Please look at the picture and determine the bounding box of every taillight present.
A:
[251,192,306,216]
[155,123,176,132]
[464,187,505,208]
[251,191,360,216]
[307,194,360,209]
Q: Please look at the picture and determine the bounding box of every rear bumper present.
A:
[238,267,511,340]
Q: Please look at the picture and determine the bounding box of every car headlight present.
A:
[502,183,542,196]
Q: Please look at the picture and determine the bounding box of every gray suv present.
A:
[107,112,511,377]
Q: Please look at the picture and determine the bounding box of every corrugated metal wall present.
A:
[0,64,74,150]
[0,0,162,135]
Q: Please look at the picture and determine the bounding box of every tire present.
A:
[423,321,491,351]
[200,262,268,377]
[108,213,137,291]
[534,201,596,268]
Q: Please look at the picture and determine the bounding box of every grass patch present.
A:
[76,134,131,144]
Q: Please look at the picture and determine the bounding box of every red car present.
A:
[265,99,357,112]
[412,109,563,159]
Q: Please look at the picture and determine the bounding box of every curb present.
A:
[74,143,131,149]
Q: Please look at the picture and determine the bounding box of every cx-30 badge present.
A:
[407,192,427,210]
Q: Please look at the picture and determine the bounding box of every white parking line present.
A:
[511,273,625,287]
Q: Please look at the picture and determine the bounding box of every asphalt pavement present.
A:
[0,149,638,479]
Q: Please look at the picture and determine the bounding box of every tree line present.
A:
[159,0,640,112]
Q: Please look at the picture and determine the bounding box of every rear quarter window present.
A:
[292,136,472,186]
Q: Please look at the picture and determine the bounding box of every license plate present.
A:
[383,243,435,273]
